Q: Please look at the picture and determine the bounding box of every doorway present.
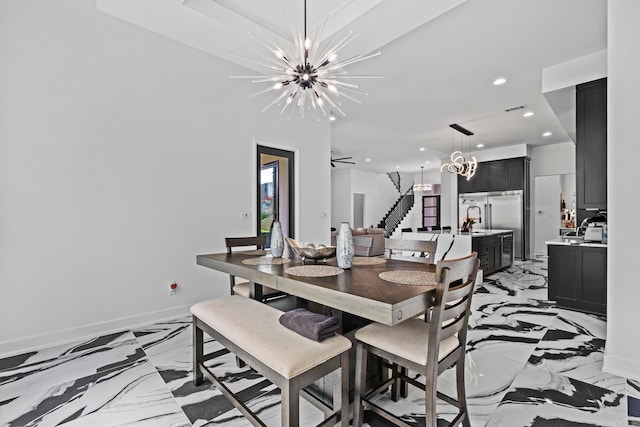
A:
[257,145,295,246]
[353,193,365,228]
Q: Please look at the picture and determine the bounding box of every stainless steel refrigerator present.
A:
[459,191,525,259]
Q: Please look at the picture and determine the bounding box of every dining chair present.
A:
[430,225,442,231]
[225,236,284,301]
[442,226,452,233]
[353,252,480,427]
[401,227,413,232]
[416,226,429,232]
[384,238,437,264]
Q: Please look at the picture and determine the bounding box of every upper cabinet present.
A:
[458,157,529,193]
[576,78,607,216]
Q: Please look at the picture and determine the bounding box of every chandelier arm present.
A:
[320,93,347,117]
[328,51,382,69]
[322,74,384,79]
[335,91,363,104]
[228,53,288,72]
[263,86,298,112]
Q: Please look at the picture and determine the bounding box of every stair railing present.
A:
[387,172,401,193]
[378,187,415,237]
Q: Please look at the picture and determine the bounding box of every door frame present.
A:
[256,143,296,239]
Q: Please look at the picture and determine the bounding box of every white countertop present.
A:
[546,237,607,248]
[464,229,514,237]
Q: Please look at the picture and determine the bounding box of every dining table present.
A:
[196,249,438,327]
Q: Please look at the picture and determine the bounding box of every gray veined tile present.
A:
[436,348,524,425]
[551,308,607,339]
[486,366,627,427]
[466,315,548,363]
[628,379,640,426]
[0,332,190,427]
[526,327,626,395]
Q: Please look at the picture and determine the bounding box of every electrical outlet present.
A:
[169,282,178,296]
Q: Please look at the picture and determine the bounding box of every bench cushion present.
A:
[191,296,352,379]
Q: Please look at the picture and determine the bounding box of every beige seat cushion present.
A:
[233,281,280,298]
[191,296,352,379]
[355,318,459,366]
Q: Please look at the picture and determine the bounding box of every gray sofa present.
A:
[330,227,385,257]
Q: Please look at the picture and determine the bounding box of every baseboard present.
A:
[603,353,640,383]
[0,305,192,359]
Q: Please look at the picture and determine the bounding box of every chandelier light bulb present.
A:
[273,83,283,90]
[302,73,309,81]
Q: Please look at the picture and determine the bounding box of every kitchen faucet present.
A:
[466,205,482,224]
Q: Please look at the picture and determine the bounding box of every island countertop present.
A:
[462,229,514,237]
[545,237,607,248]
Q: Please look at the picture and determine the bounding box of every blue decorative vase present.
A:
[336,222,354,269]
[270,221,284,258]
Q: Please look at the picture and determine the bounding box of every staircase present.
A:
[377,187,415,237]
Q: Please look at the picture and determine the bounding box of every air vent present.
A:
[505,105,527,112]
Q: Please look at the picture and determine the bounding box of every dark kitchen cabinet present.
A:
[576,78,607,223]
[548,244,607,315]
[471,233,513,277]
[458,157,529,193]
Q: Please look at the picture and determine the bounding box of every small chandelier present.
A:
[441,124,478,180]
[413,166,433,192]
[230,0,382,119]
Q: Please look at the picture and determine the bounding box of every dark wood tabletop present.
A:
[196,252,437,326]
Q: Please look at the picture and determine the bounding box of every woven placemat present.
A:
[379,270,436,286]
[285,265,344,277]
[242,257,291,266]
[352,257,387,266]
[242,249,267,256]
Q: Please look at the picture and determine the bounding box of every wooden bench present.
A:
[191,295,351,427]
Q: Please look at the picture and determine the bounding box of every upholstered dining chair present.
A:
[416,226,429,232]
[225,236,284,301]
[401,227,413,232]
[442,226,452,233]
[430,225,442,231]
[353,252,480,427]
[384,238,437,264]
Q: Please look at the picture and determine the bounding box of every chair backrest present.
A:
[442,226,452,233]
[428,252,479,365]
[384,238,437,263]
[225,236,267,254]
[224,236,267,295]
[430,225,441,231]
[401,227,413,232]
[416,226,429,232]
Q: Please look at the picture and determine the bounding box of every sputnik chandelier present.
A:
[441,124,478,180]
[230,0,382,119]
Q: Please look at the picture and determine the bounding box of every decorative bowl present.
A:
[285,237,336,263]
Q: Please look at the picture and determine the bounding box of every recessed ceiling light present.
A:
[419,147,425,151]
[396,166,400,169]
[493,77,507,86]
[476,144,484,148]
[329,115,336,121]
[365,158,371,162]
[425,161,430,164]
[543,132,552,137]
[523,111,534,117]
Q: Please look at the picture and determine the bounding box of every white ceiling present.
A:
[97,0,607,173]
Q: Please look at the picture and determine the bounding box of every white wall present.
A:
[604,0,640,382]
[330,169,352,229]
[0,1,331,355]
[534,176,561,256]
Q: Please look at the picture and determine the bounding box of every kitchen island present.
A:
[546,237,607,315]
[469,229,514,275]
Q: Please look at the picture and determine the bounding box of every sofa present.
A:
[331,227,386,257]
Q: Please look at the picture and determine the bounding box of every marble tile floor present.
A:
[1,258,638,426]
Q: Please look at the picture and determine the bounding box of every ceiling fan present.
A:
[331,156,356,167]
